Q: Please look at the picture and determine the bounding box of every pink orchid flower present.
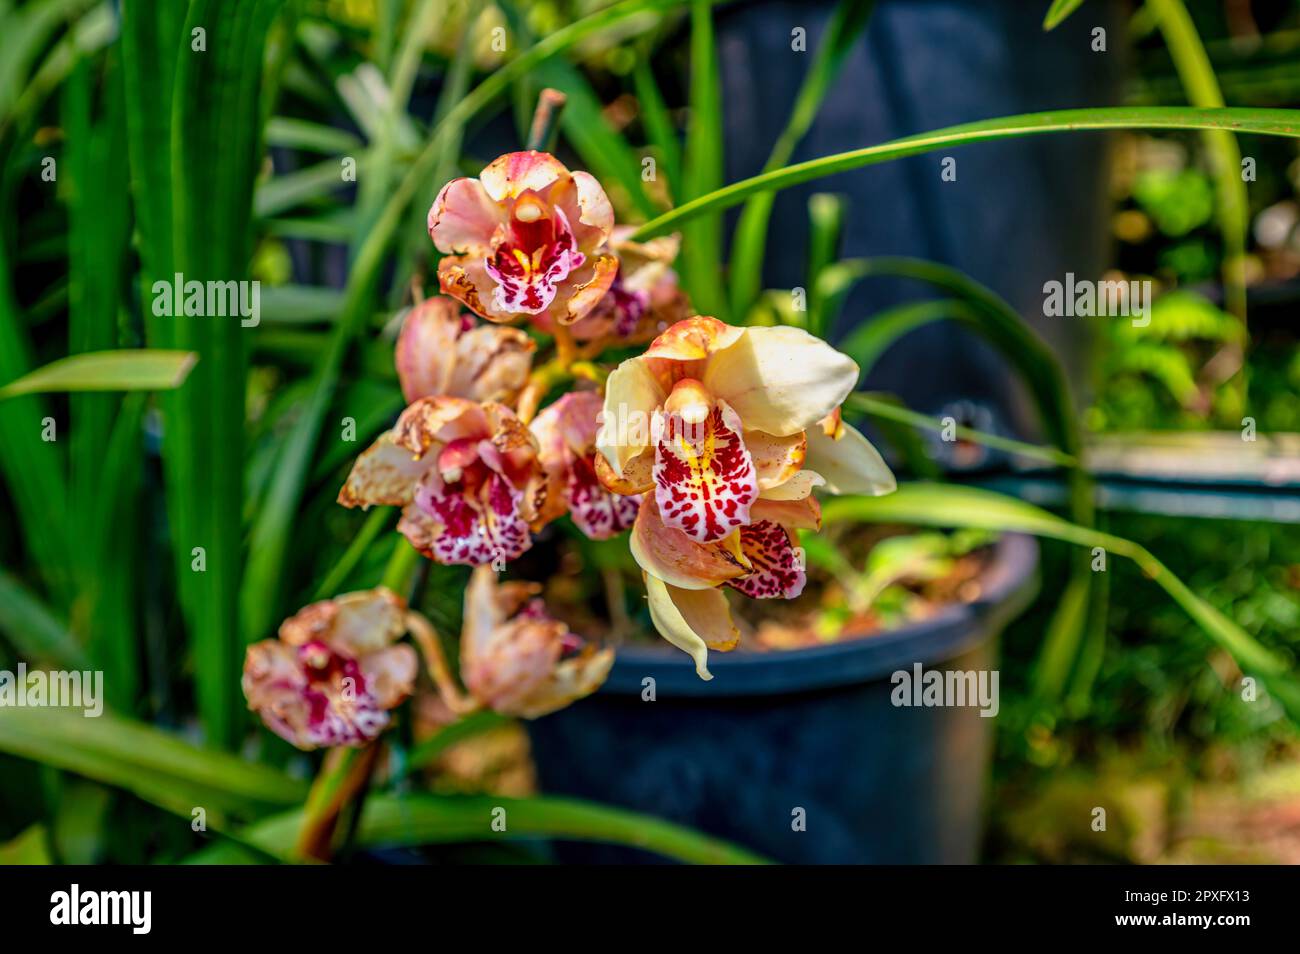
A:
[531,390,639,540]
[395,296,534,405]
[338,396,547,567]
[429,151,618,326]
[242,588,418,750]
[535,229,689,344]
[457,566,613,718]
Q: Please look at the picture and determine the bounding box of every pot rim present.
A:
[598,532,1040,697]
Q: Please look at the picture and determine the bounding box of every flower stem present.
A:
[294,742,383,861]
[406,610,480,716]
[525,87,567,152]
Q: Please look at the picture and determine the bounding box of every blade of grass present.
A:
[836,298,975,378]
[311,506,395,599]
[728,0,875,318]
[631,106,1300,240]
[0,214,72,604]
[804,192,846,336]
[63,49,137,708]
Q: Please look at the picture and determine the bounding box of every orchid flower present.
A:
[531,390,640,540]
[338,396,547,566]
[429,151,617,326]
[595,316,896,677]
[461,567,613,718]
[536,229,689,344]
[413,567,613,719]
[395,295,535,405]
[242,588,418,750]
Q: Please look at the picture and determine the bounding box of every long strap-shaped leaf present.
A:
[185,793,772,865]
[0,349,197,399]
[728,0,876,318]
[821,484,1300,718]
[630,106,1300,240]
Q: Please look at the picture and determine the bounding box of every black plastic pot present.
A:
[526,533,1039,864]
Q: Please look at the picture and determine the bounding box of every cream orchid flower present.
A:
[595,315,896,677]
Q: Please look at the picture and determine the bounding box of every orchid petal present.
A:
[653,398,757,543]
[338,430,432,509]
[804,419,897,496]
[760,468,825,501]
[629,494,746,590]
[726,520,807,599]
[644,573,720,680]
[595,446,653,495]
[395,298,465,402]
[745,428,807,489]
[448,324,534,404]
[598,357,666,475]
[428,177,503,255]
[644,315,744,362]
[556,252,619,325]
[479,150,568,203]
[702,325,859,436]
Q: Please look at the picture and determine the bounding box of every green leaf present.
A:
[0,707,308,816]
[258,284,346,324]
[818,257,1097,699]
[0,349,197,399]
[821,484,1300,717]
[1148,0,1248,394]
[185,793,772,864]
[0,825,51,865]
[0,568,87,667]
[846,393,1076,468]
[729,0,875,318]
[632,56,681,201]
[678,0,726,319]
[836,298,972,380]
[631,106,1300,241]
[167,0,289,748]
[265,116,362,154]
[1042,0,1087,31]
[804,192,847,336]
